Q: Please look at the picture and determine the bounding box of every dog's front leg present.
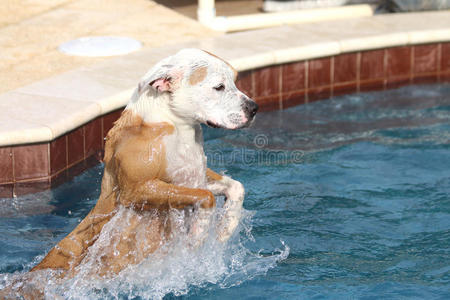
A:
[119,179,215,210]
[206,169,245,242]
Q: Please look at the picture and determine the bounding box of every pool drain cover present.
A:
[59,36,142,57]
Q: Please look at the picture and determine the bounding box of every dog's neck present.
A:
[126,90,200,142]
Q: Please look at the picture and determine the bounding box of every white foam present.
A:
[1,207,289,299]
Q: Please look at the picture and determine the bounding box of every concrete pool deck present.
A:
[0,8,449,197]
[0,0,218,94]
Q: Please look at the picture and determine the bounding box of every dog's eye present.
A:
[214,84,225,91]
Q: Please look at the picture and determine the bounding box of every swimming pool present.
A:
[1,83,449,299]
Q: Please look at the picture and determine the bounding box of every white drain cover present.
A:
[59,36,142,57]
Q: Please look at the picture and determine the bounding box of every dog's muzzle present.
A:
[206,98,258,130]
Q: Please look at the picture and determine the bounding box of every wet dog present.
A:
[29,49,258,278]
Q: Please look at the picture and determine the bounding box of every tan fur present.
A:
[206,168,223,181]
[31,110,217,276]
[189,66,208,85]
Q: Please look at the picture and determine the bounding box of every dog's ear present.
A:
[149,76,171,93]
[137,76,171,94]
[138,61,184,95]
[147,64,174,93]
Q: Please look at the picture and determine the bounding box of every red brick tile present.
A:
[359,79,385,92]
[441,43,450,72]
[236,71,254,98]
[333,82,357,97]
[360,49,385,80]
[308,58,331,88]
[386,77,411,90]
[85,117,103,159]
[13,143,49,181]
[282,61,306,93]
[308,86,331,102]
[387,46,412,78]
[67,126,85,166]
[334,53,357,84]
[14,179,50,197]
[0,184,13,198]
[103,108,123,140]
[413,44,438,74]
[50,135,67,175]
[281,90,306,109]
[253,66,281,97]
[0,147,13,184]
[52,156,101,189]
[254,95,281,112]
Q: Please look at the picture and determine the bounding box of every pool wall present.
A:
[0,11,449,197]
[237,43,449,111]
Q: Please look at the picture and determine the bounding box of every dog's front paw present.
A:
[225,180,244,203]
[218,180,245,242]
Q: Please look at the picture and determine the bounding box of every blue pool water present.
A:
[1,84,450,299]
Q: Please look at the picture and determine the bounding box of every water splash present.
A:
[1,206,289,299]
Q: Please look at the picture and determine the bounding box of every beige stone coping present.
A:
[1,11,449,147]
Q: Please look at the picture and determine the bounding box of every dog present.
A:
[26,49,258,280]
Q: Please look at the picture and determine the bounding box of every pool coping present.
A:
[1,10,450,197]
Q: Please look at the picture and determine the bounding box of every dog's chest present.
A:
[163,125,207,188]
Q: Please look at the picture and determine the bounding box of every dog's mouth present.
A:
[206,120,221,128]
[206,120,255,130]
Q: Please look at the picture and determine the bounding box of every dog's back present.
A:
[32,110,175,275]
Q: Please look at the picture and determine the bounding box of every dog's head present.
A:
[135,48,258,129]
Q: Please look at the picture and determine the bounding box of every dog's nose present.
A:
[244,100,258,118]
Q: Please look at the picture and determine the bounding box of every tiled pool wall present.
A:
[1,42,449,198]
[238,43,450,111]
